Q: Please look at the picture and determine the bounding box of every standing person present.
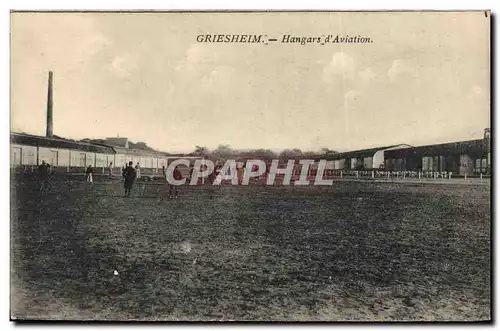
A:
[214,169,223,191]
[213,164,223,192]
[86,165,94,184]
[168,166,183,199]
[208,163,218,184]
[237,163,245,185]
[124,161,137,197]
[135,162,141,179]
[162,165,166,179]
[38,160,50,191]
[108,162,113,178]
[122,164,127,182]
[188,166,194,183]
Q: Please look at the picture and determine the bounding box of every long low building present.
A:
[10,132,200,174]
[11,132,116,168]
[11,131,491,176]
[383,139,490,175]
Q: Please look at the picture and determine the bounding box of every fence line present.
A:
[11,166,491,183]
[319,170,489,180]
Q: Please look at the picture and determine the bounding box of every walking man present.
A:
[86,165,94,183]
[122,164,127,182]
[38,160,50,191]
[168,166,183,199]
[124,161,137,197]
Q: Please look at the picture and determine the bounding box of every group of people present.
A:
[36,159,226,198]
[83,161,140,197]
[120,161,183,198]
[161,165,183,198]
[84,161,139,197]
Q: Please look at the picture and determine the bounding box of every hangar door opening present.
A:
[79,153,86,167]
[11,147,22,166]
[50,150,58,167]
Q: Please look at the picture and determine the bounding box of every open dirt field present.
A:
[10,176,491,321]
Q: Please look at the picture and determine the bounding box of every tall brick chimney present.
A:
[46,71,53,138]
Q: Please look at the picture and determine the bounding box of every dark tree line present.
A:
[77,139,338,160]
[190,144,338,160]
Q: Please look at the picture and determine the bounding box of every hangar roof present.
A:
[112,146,169,157]
[11,132,116,154]
[325,144,411,160]
[384,139,489,158]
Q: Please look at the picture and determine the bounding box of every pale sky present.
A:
[10,12,490,153]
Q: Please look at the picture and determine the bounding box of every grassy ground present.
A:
[10,176,491,321]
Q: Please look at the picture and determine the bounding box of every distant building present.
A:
[384,139,490,175]
[484,128,491,171]
[10,132,201,174]
[324,144,411,170]
[104,137,129,149]
[10,132,115,168]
